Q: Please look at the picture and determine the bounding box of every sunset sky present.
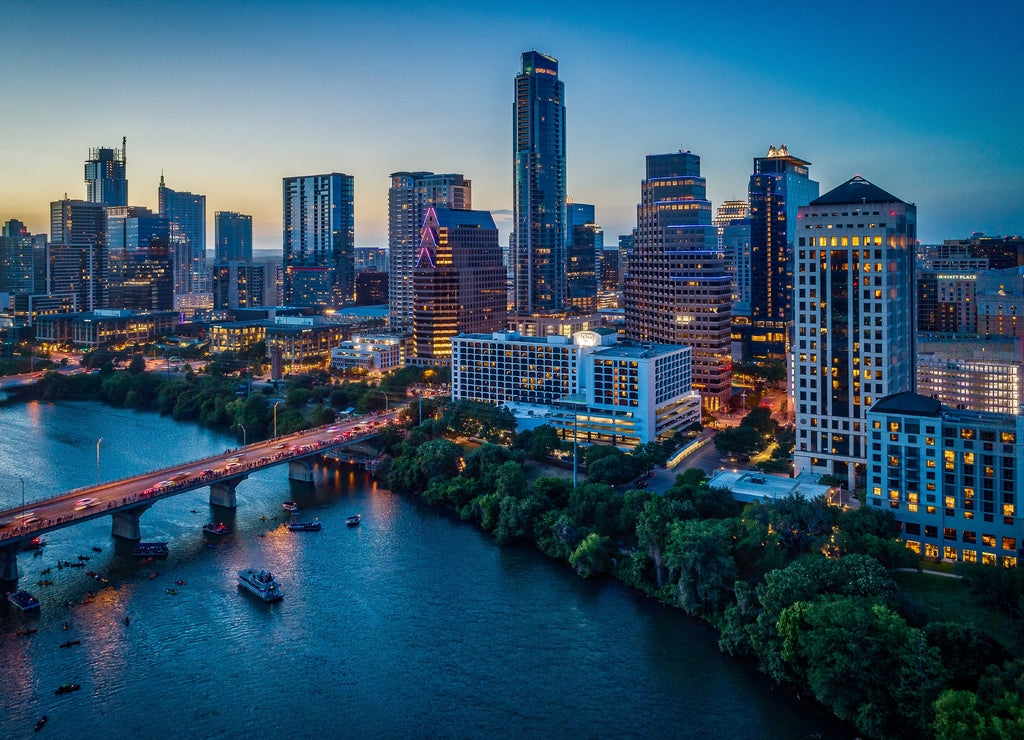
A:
[3,0,1022,251]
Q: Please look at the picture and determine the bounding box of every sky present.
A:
[2,0,1023,252]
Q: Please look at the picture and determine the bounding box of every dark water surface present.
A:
[0,401,849,739]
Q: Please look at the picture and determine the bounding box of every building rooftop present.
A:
[918,337,1023,364]
[592,342,686,360]
[869,392,943,417]
[707,470,830,505]
[811,175,906,207]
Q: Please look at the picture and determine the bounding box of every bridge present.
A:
[0,412,398,581]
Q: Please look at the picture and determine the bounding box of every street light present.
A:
[381,391,389,414]
[96,438,103,486]
[238,423,246,447]
[273,402,281,439]
[18,475,25,518]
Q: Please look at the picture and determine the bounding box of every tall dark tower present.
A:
[84,138,127,207]
[513,50,566,315]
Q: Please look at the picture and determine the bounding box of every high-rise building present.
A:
[917,337,1023,416]
[158,176,207,296]
[84,139,127,207]
[282,173,354,309]
[412,207,507,364]
[566,202,600,314]
[792,176,917,485]
[624,151,732,410]
[745,145,819,360]
[355,246,388,273]
[213,262,266,310]
[0,219,44,296]
[388,172,471,330]
[715,200,752,317]
[513,50,567,314]
[104,206,173,311]
[49,198,107,312]
[215,212,253,264]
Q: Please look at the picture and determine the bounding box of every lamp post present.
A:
[381,391,389,414]
[273,402,281,439]
[18,475,25,518]
[96,438,103,486]
[239,423,246,447]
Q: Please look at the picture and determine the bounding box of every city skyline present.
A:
[3,1,1023,251]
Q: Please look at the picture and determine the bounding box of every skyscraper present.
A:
[158,175,208,296]
[744,145,819,360]
[0,219,44,296]
[282,173,354,309]
[566,202,600,314]
[624,151,733,410]
[412,207,507,364]
[105,206,173,311]
[792,175,917,485]
[84,139,127,207]
[513,50,566,315]
[49,198,107,311]
[388,171,471,330]
[215,211,253,264]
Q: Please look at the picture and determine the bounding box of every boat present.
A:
[131,542,169,558]
[59,639,80,648]
[54,683,80,695]
[346,514,361,527]
[166,588,177,596]
[287,520,322,532]
[202,522,229,536]
[35,715,48,732]
[147,572,159,580]
[7,590,41,611]
[174,579,187,586]
[282,501,299,513]
[237,568,284,602]
[37,580,53,586]
[77,554,90,561]
[16,628,37,636]
[91,546,102,553]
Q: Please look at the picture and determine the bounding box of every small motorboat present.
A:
[54,683,80,695]
[147,572,159,580]
[37,580,53,586]
[346,514,361,527]
[202,522,229,536]
[166,588,178,596]
[16,628,38,637]
[40,567,51,575]
[91,546,103,553]
[35,715,48,732]
[174,580,187,586]
[7,590,40,611]
[287,520,322,532]
[59,639,81,649]
[282,501,299,513]
[77,555,90,561]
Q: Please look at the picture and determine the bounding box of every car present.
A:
[74,497,99,510]
[273,443,287,449]
[14,511,36,520]
[22,517,41,526]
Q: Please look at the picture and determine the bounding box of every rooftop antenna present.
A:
[122,136,126,162]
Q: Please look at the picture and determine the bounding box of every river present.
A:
[0,400,850,739]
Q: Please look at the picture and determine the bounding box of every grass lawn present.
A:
[895,570,1022,651]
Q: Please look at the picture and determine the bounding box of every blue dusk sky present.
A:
[2,0,1022,251]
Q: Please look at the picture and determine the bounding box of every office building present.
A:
[84,140,127,207]
[213,262,267,310]
[388,172,470,330]
[282,173,354,309]
[215,211,252,264]
[744,145,819,360]
[355,246,388,273]
[792,176,917,485]
[158,176,207,296]
[0,219,44,295]
[412,207,507,364]
[450,329,701,448]
[566,202,600,314]
[624,151,732,410]
[866,392,1024,566]
[917,337,1023,416]
[49,198,107,312]
[512,51,567,314]
[105,206,173,311]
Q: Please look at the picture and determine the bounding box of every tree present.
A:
[664,518,738,618]
[527,424,561,460]
[924,622,1008,691]
[569,532,610,578]
[128,354,146,375]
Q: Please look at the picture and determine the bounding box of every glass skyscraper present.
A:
[513,50,566,315]
[745,145,819,359]
[282,173,354,309]
[84,140,127,208]
[104,206,173,311]
[158,175,207,296]
[215,211,253,264]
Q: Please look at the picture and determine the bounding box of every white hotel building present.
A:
[450,329,700,448]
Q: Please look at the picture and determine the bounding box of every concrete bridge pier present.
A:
[111,504,153,541]
[210,475,247,508]
[288,459,316,483]
[1,544,21,581]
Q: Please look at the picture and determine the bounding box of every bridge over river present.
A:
[0,413,397,581]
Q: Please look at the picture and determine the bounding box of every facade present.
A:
[507,312,610,338]
[355,246,388,273]
[215,211,252,264]
[104,206,174,312]
[624,150,732,410]
[34,309,178,348]
[917,338,1023,415]
[412,207,507,364]
[158,176,208,296]
[355,271,388,306]
[512,51,567,314]
[330,334,403,373]
[792,176,917,485]
[388,172,471,330]
[84,140,127,207]
[0,219,44,296]
[744,145,819,360]
[282,173,354,309]
[208,320,267,355]
[450,329,701,447]
[213,262,267,310]
[49,198,108,312]
[866,392,1024,566]
[566,202,601,314]
[977,267,1024,339]
[265,316,349,373]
